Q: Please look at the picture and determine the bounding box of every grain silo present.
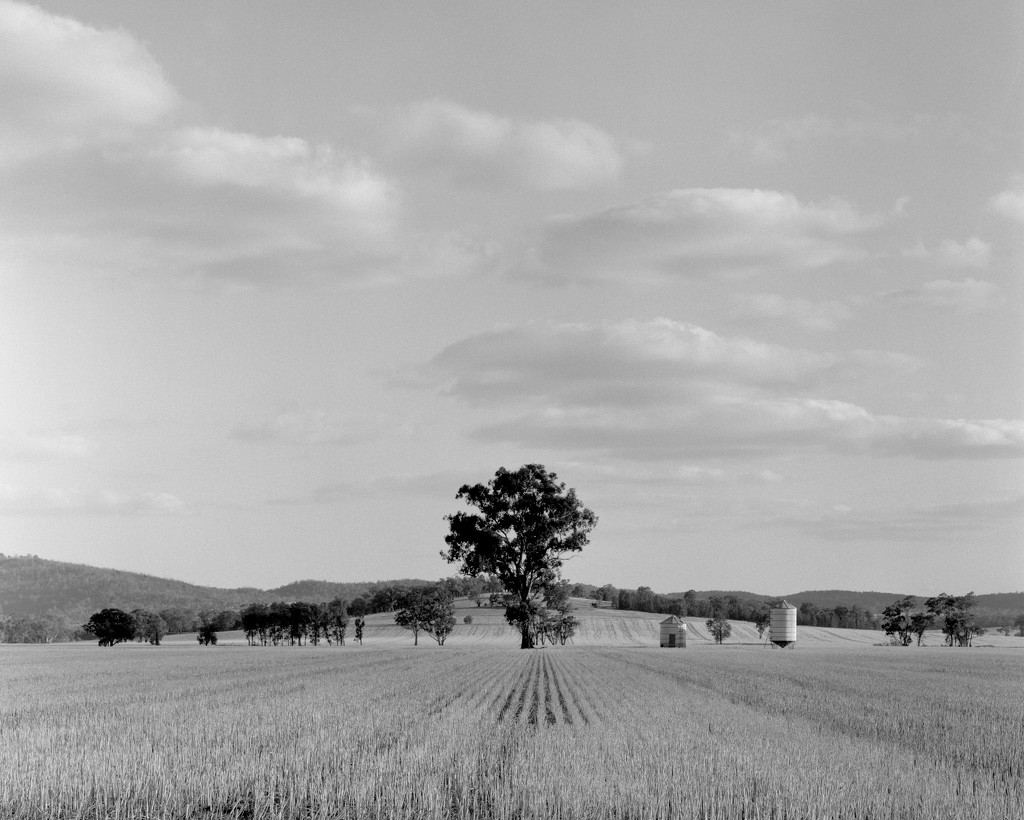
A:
[660,615,687,648]
[769,600,797,648]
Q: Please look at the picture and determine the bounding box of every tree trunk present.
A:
[520,625,534,649]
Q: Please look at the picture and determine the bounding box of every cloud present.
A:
[0,485,183,516]
[153,128,394,235]
[0,430,97,460]
[731,293,853,332]
[521,188,888,282]
[429,318,840,406]
[730,112,991,164]
[1,122,404,284]
[473,398,1024,461]
[903,237,991,268]
[230,410,367,446]
[988,176,1024,223]
[385,98,624,190]
[0,0,178,165]
[761,495,1024,542]
[268,471,457,506]
[422,319,1021,461]
[878,278,1003,312]
[1,3,507,286]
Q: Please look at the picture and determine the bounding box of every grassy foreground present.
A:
[1,643,1021,819]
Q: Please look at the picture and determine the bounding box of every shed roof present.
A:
[660,615,683,625]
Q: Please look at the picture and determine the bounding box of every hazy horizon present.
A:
[1,2,1021,596]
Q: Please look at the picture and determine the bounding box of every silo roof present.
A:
[775,600,796,609]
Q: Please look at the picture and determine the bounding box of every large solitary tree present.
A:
[443,464,597,649]
[83,608,136,647]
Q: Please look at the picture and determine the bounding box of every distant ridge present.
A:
[0,554,430,620]
[1,554,1020,622]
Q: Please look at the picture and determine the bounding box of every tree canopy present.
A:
[443,464,596,648]
[83,608,136,647]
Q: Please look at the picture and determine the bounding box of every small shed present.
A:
[660,615,687,648]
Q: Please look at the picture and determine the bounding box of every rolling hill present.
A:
[1,554,1021,626]
[162,596,1024,650]
[0,554,429,621]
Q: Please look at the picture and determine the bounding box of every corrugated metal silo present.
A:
[659,615,687,647]
[769,600,797,648]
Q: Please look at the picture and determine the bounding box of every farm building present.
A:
[659,615,687,647]
[770,600,797,648]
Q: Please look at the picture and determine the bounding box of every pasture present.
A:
[1,609,1022,819]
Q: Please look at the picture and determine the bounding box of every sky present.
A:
[1,1,1022,596]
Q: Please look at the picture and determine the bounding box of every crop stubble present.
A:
[0,644,1021,819]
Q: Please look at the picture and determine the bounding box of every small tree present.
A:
[241,603,269,646]
[554,612,578,645]
[881,596,916,646]
[1014,614,1024,638]
[354,616,365,645]
[83,608,136,647]
[423,594,457,647]
[394,589,430,646]
[131,609,168,646]
[706,616,731,645]
[909,612,933,646]
[197,623,217,645]
[326,598,349,646]
[926,593,982,647]
[463,614,473,624]
[752,608,771,641]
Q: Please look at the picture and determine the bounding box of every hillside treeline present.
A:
[584,584,881,629]
[3,553,1023,643]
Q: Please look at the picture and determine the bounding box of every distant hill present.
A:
[0,555,429,621]
[665,588,1024,619]
[1,553,1020,625]
[266,578,436,604]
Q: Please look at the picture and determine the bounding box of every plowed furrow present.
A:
[546,654,575,726]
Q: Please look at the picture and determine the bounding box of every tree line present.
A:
[879,592,1001,647]
[585,586,881,632]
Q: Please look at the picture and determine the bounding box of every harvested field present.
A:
[1,636,1021,819]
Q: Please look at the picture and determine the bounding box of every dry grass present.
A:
[1,639,1021,819]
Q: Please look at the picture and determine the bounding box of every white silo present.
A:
[769,600,797,648]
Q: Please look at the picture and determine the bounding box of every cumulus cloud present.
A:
[731,293,853,332]
[988,176,1024,223]
[0,0,178,165]
[1,123,403,284]
[0,485,182,516]
[430,318,839,406]
[386,98,624,190]
[878,278,1003,312]
[422,319,1021,461]
[522,188,888,282]
[473,397,1024,461]
[153,128,395,234]
[0,3,478,285]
